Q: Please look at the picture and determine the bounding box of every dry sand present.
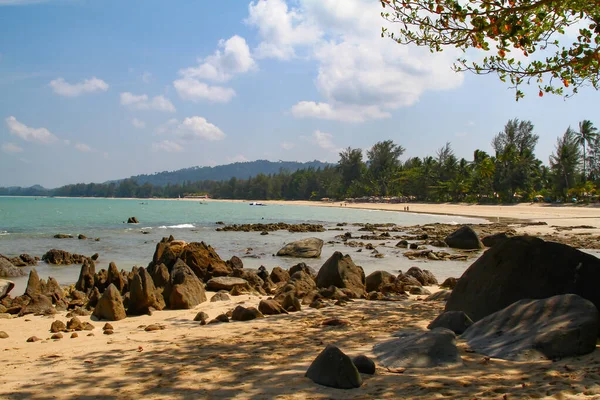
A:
[1,289,600,399]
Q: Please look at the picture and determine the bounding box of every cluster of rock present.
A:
[215,222,325,233]
[41,249,90,265]
[0,253,38,278]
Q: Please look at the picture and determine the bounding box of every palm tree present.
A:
[575,120,598,181]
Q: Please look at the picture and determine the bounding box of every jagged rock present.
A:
[42,249,87,265]
[428,311,473,335]
[269,266,290,284]
[147,263,170,289]
[206,277,249,292]
[258,299,288,315]
[92,284,126,321]
[19,294,55,316]
[276,238,324,258]
[446,236,600,322]
[127,217,139,224]
[179,242,231,281]
[444,226,483,250]
[462,294,599,361]
[24,269,42,297]
[210,292,230,302]
[305,345,362,389]
[165,260,207,310]
[78,234,87,240]
[0,279,15,300]
[315,252,366,299]
[374,328,461,368]
[352,355,376,375]
[231,305,264,321]
[106,262,125,293]
[50,320,67,333]
[365,271,395,293]
[289,262,317,277]
[75,260,96,293]
[128,267,164,315]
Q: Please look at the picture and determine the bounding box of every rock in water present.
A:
[427,311,473,335]
[461,294,599,361]
[445,236,600,322]
[305,345,362,389]
[444,226,483,250]
[92,284,126,321]
[276,238,324,258]
[0,279,15,300]
[315,252,366,298]
[373,328,461,368]
[127,217,139,224]
[128,267,164,315]
[165,259,207,309]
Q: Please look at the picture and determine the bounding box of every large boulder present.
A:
[481,232,512,248]
[269,266,290,284]
[75,260,96,292]
[128,268,164,315]
[373,328,461,368]
[275,271,316,303]
[165,259,207,309]
[92,284,126,321]
[179,242,231,281]
[444,226,483,250]
[0,257,25,278]
[461,294,599,361]
[19,294,55,316]
[42,249,88,265]
[206,277,249,292]
[365,270,395,293]
[315,252,366,299]
[305,345,362,389]
[258,299,289,315]
[106,262,125,293]
[231,305,263,321]
[405,267,438,286]
[445,236,600,322]
[276,238,324,258]
[0,279,14,300]
[427,311,473,335]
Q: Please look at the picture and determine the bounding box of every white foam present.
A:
[158,223,195,229]
[0,231,8,236]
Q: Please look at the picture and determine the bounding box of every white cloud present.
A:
[131,118,146,129]
[75,143,91,152]
[141,72,152,83]
[246,0,463,122]
[281,142,295,150]
[247,0,321,60]
[311,130,339,152]
[49,77,109,97]
[120,92,176,112]
[173,78,236,103]
[152,140,184,153]
[2,143,23,153]
[291,101,390,123]
[178,117,225,141]
[226,154,249,163]
[5,116,57,144]
[180,35,255,82]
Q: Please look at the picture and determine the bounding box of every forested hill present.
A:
[126,160,332,186]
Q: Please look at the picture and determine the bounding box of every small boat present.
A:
[249,202,265,206]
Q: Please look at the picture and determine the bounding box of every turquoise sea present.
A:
[0,197,487,295]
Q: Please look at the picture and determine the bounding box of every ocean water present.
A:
[0,197,488,295]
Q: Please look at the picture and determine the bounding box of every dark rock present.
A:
[91,253,99,261]
[310,298,327,309]
[206,277,249,292]
[315,252,366,299]
[0,257,26,278]
[42,249,87,265]
[54,234,73,239]
[19,294,55,316]
[0,331,8,339]
[210,292,230,302]
[147,263,170,289]
[481,232,512,247]
[409,287,431,296]
[462,294,599,361]
[50,320,67,333]
[365,271,395,293]
[51,333,63,339]
[103,329,114,335]
[179,241,231,281]
[258,299,288,315]
[227,256,243,270]
[92,283,126,321]
[275,271,316,303]
[428,311,473,334]
[231,305,264,321]
[281,293,302,312]
[70,333,78,338]
[305,345,362,389]
[25,269,42,297]
[127,217,139,224]
[276,238,324,258]
[106,262,125,293]
[444,226,483,250]
[194,311,209,322]
[322,318,350,326]
[103,323,113,330]
[128,267,164,315]
[165,259,207,310]
[405,267,438,286]
[289,262,317,278]
[0,279,15,300]
[425,290,452,302]
[446,236,600,322]
[352,355,376,375]
[27,336,41,342]
[269,266,290,284]
[373,328,461,368]
[396,240,409,248]
[397,274,422,287]
[78,234,87,240]
[440,277,458,289]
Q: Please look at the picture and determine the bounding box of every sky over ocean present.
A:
[0,0,598,188]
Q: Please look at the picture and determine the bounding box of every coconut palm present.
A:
[575,120,598,181]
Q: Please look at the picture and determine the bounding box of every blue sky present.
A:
[0,0,598,188]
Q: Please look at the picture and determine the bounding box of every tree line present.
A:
[9,118,600,203]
